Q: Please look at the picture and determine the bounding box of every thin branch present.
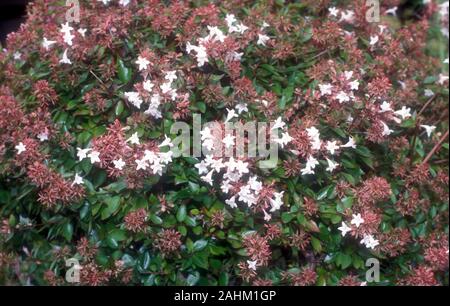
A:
[422,130,449,165]
[432,159,449,165]
[417,95,436,118]
[89,70,104,84]
[310,49,328,60]
[408,125,420,164]
[408,95,437,161]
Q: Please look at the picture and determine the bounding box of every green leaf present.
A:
[278,95,287,110]
[115,101,124,116]
[106,237,119,249]
[260,64,278,75]
[341,196,354,208]
[192,252,209,269]
[140,252,151,270]
[109,229,127,241]
[281,212,294,223]
[196,102,206,113]
[117,58,132,84]
[177,204,187,222]
[184,216,197,227]
[331,127,347,138]
[353,256,365,269]
[354,146,373,158]
[101,196,121,220]
[311,237,322,253]
[150,214,163,225]
[193,239,208,252]
[300,27,313,43]
[62,222,73,242]
[219,272,229,285]
[423,76,437,84]
[317,185,333,200]
[104,180,127,193]
[80,203,90,220]
[186,272,200,286]
[178,225,187,236]
[336,253,352,269]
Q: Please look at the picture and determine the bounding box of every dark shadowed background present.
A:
[0,0,30,46]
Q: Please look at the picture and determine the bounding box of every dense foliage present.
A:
[0,0,448,286]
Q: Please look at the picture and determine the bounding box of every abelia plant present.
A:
[0,0,448,286]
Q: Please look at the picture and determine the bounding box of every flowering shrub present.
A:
[0,0,449,286]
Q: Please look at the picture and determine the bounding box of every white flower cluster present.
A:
[297,124,356,175]
[338,214,380,250]
[54,22,87,65]
[186,42,209,67]
[76,147,101,164]
[328,7,355,23]
[195,122,286,219]
[97,0,130,6]
[60,22,75,47]
[76,134,174,178]
[130,133,174,175]
[186,14,270,67]
[318,71,359,104]
[125,69,179,118]
[438,1,449,37]
[124,92,143,109]
[317,70,436,139]
[42,37,56,51]
[271,117,293,149]
[376,102,414,136]
[360,234,380,249]
[134,148,173,175]
[225,14,248,34]
[257,21,271,47]
[15,142,26,154]
[186,24,229,67]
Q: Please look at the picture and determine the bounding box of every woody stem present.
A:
[422,130,449,165]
